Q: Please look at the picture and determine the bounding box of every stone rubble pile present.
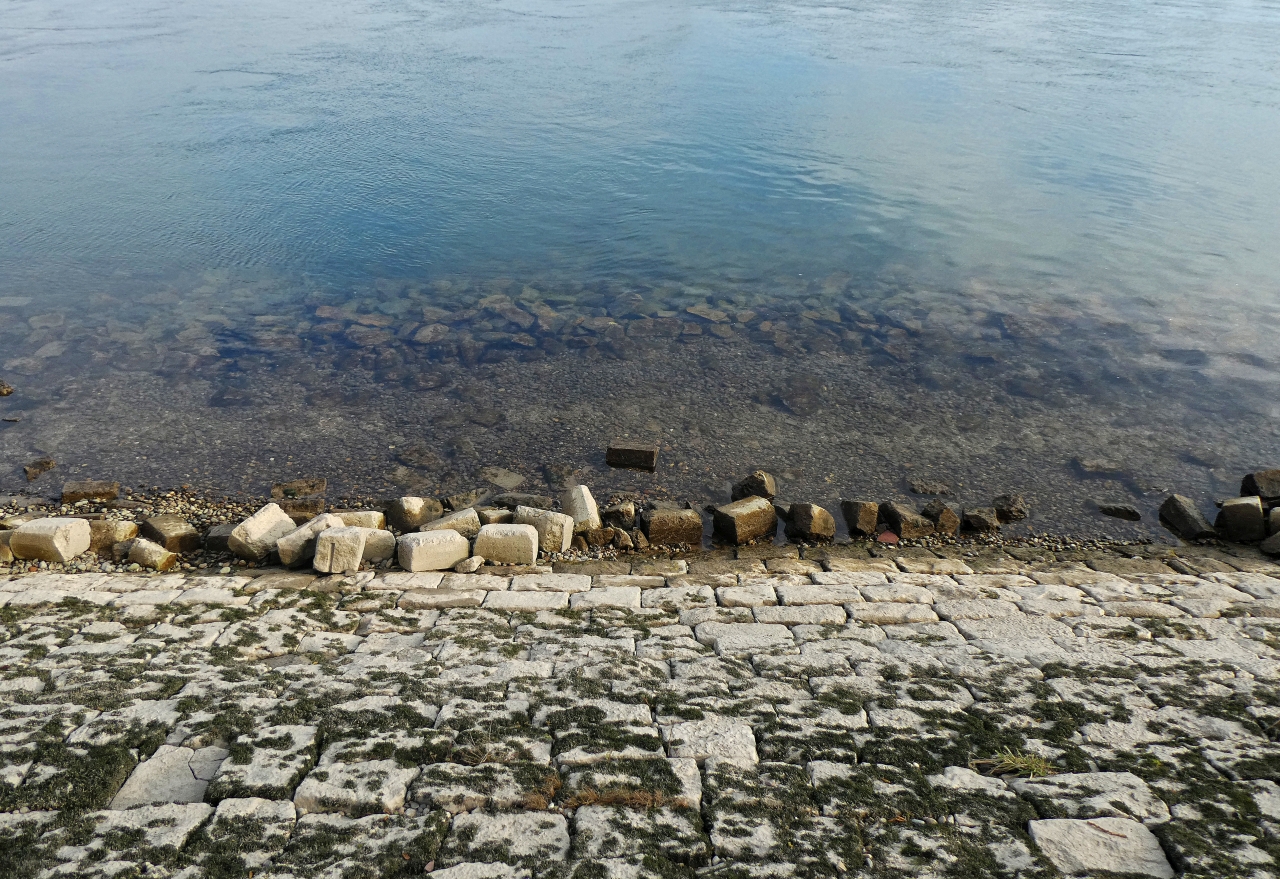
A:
[1,541,1279,878]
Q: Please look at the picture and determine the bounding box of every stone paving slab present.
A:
[1,560,1280,877]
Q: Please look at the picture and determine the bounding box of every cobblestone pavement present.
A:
[3,548,1280,878]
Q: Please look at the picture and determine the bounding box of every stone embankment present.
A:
[2,468,1280,877]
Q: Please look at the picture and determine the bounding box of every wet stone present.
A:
[783,503,836,542]
[1158,493,1216,540]
[731,470,777,501]
[61,479,120,503]
[141,513,202,552]
[605,440,659,472]
[840,499,880,537]
[993,493,1030,522]
[1217,495,1266,542]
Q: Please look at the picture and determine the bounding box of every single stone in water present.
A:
[841,500,880,537]
[962,507,1001,532]
[909,479,951,496]
[61,480,120,503]
[1157,494,1214,540]
[0,379,12,396]
[271,477,327,498]
[1216,495,1265,542]
[731,470,777,501]
[23,456,55,481]
[1097,502,1141,521]
[879,502,933,539]
[993,494,1030,522]
[488,492,554,511]
[605,440,659,472]
[712,496,777,544]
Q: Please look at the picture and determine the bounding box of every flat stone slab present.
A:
[1029,817,1174,878]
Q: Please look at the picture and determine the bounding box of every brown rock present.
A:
[606,441,659,472]
[731,471,777,501]
[585,527,615,547]
[784,503,836,542]
[385,496,444,532]
[271,477,327,499]
[0,380,13,396]
[61,480,121,504]
[1241,469,1280,501]
[89,520,139,555]
[962,508,1001,533]
[921,500,961,535]
[713,496,778,544]
[879,502,934,539]
[1216,496,1265,542]
[643,509,703,546]
[278,497,325,522]
[993,494,1030,523]
[840,500,880,537]
[23,457,55,481]
[140,515,202,553]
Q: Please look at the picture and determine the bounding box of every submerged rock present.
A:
[962,507,1000,533]
[1097,502,1141,522]
[993,494,1030,523]
[605,440,659,472]
[784,503,836,542]
[731,471,777,501]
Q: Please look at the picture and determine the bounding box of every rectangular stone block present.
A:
[398,529,471,572]
[313,526,367,574]
[229,503,297,561]
[511,573,591,592]
[513,506,574,553]
[277,513,346,567]
[474,524,539,565]
[712,496,777,545]
[561,485,602,533]
[753,604,846,625]
[644,508,704,546]
[422,507,482,539]
[61,480,120,504]
[89,519,138,555]
[605,440,659,472]
[569,586,642,609]
[11,517,91,563]
[482,590,570,611]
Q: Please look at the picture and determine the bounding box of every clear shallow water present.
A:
[2,0,1280,533]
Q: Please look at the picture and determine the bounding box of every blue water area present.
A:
[1,0,1277,308]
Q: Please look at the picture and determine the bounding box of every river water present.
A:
[2,0,1279,536]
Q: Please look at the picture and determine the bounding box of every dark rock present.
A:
[385,496,445,532]
[271,477,327,499]
[141,515,202,553]
[606,441,659,472]
[962,507,1001,533]
[23,457,55,482]
[444,489,489,511]
[993,495,1030,523]
[1158,495,1215,540]
[909,479,951,496]
[879,502,934,539]
[1241,469,1280,501]
[713,496,778,544]
[840,500,880,538]
[571,535,588,553]
[784,503,836,542]
[1097,503,1141,522]
[1261,531,1280,557]
[632,529,649,551]
[1270,508,1280,537]
[921,500,961,535]
[585,527,615,548]
[644,509,703,546]
[602,502,636,530]
[205,523,236,554]
[1215,496,1265,542]
[61,480,120,504]
[731,471,777,501]
[488,492,554,511]
[278,497,325,523]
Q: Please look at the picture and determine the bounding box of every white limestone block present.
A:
[482,590,569,611]
[229,503,296,561]
[359,527,396,562]
[473,524,538,565]
[511,573,591,593]
[1028,817,1173,878]
[512,506,574,553]
[398,530,471,572]
[561,485,602,533]
[336,510,386,529]
[10,517,91,563]
[663,717,758,766]
[422,508,482,539]
[277,513,346,567]
[314,526,367,574]
[569,586,642,609]
[128,538,178,572]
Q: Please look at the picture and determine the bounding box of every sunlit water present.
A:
[2,0,1279,535]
